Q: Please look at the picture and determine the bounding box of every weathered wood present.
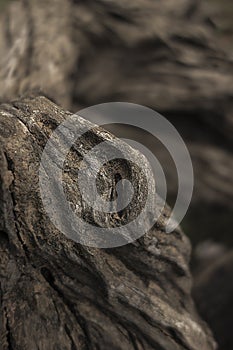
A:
[0,0,232,247]
[0,96,216,349]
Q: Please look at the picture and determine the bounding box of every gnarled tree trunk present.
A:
[0,96,216,350]
[0,0,232,247]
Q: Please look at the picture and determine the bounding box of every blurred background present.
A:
[0,0,232,349]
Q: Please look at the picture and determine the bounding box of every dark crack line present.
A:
[40,267,90,350]
[4,307,14,350]
[3,151,30,260]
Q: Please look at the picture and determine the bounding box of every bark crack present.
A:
[40,267,90,350]
[4,307,14,350]
[3,151,30,259]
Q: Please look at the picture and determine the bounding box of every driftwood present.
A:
[0,0,232,246]
[0,96,216,349]
[0,1,232,347]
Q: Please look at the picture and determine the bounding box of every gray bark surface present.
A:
[0,95,216,350]
[0,0,232,246]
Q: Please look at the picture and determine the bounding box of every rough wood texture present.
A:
[0,0,232,246]
[0,96,216,349]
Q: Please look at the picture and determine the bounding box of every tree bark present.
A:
[0,0,232,247]
[0,95,216,350]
